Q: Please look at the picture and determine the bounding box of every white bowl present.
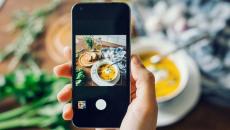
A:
[132,37,189,103]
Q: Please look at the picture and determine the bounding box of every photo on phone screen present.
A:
[75,35,127,87]
[72,3,130,128]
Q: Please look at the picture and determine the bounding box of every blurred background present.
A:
[0,0,229,130]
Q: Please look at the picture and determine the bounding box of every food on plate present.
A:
[139,51,181,98]
[78,52,99,67]
[97,64,117,81]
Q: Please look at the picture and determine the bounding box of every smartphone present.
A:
[72,3,130,128]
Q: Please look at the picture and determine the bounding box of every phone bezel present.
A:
[71,3,131,128]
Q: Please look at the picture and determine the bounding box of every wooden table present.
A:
[0,1,230,130]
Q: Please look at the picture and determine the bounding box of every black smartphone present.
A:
[72,3,130,128]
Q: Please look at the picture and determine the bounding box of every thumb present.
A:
[131,55,156,104]
[120,55,157,130]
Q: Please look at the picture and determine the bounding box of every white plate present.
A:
[157,53,201,127]
[133,37,201,127]
[132,39,189,103]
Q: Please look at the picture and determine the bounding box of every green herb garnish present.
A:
[76,68,86,86]
[84,36,94,49]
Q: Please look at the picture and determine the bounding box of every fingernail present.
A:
[53,66,58,76]
[132,55,142,66]
[53,65,62,77]
[64,46,69,54]
[63,104,70,113]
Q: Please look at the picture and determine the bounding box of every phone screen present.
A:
[72,3,130,128]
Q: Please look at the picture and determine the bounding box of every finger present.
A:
[64,46,72,61]
[130,55,145,80]
[53,62,72,78]
[120,57,157,130]
[131,75,136,100]
[63,103,73,120]
[131,55,155,103]
[57,84,72,103]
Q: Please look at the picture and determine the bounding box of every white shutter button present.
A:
[95,99,107,110]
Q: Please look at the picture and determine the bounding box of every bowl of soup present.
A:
[96,60,119,82]
[132,37,189,103]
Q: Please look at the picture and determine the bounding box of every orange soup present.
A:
[98,64,117,81]
[140,52,181,98]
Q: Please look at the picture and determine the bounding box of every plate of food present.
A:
[133,39,189,103]
[78,51,100,67]
[133,37,201,126]
[91,59,120,86]
[96,61,120,81]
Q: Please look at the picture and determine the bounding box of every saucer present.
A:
[157,53,201,127]
[133,37,201,127]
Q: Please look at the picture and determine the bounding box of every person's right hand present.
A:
[54,47,157,130]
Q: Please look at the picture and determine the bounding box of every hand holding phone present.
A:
[54,51,157,130]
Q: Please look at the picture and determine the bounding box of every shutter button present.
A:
[95,99,107,110]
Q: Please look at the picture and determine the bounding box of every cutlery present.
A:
[151,33,210,64]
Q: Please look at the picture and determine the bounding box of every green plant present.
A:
[84,36,94,49]
[76,68,86,86]
[0,66,69,130]
[0,1,76,129]
[0,0,61,70]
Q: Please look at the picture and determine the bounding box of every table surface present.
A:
[0,1,230,130]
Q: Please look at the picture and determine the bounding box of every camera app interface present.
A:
[75,35,127,87]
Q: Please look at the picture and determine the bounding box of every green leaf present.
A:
[76,80,82,85]
[85,36,94,49]
[12,10,29,29]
